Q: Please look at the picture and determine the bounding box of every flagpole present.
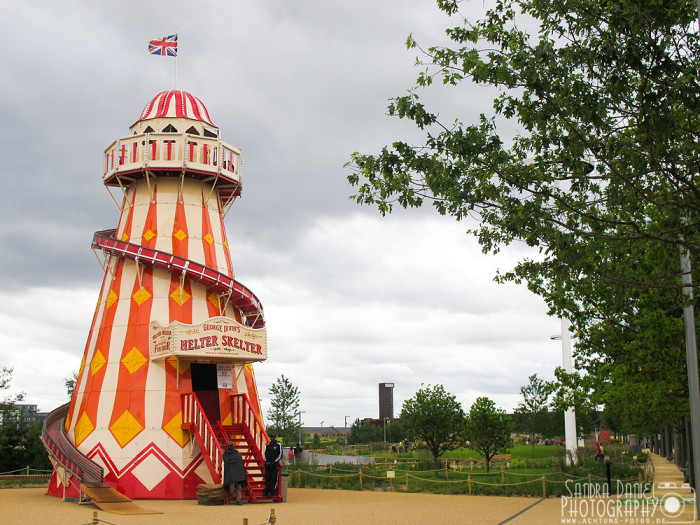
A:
[175,29,178,89]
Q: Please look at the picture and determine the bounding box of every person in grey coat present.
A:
[222,441,247,505]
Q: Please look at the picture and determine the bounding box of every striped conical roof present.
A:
[138,90,216,126]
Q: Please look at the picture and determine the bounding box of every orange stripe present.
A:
[201,194,217,270]
[243,365,262,418]
[161,273,193,445]
[74,258,125,445]
[217,204,234,278]
[108,265,154,447]
[172,196,188,259]
[67,267,112,429]
[117,192,136,242]
[141,186,158,249]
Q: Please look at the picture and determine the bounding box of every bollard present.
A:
[93,511,99,525]
[359,468,363,490]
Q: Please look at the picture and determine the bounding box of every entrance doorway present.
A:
[190,363,221,425]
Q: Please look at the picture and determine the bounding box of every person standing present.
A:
[264,433,282,497]
[294,443,303,462]
[222,441,247,505]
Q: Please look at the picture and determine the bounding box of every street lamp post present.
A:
[383,417,389,443]
[344,416,350,452]
[297,410,305,445]
[551,319,577,465]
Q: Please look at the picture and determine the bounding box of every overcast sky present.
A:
[0,0,565,429]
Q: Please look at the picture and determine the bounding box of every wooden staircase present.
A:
[182,393,281,503]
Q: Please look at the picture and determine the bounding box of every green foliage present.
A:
[347,0,700,441]
[349,418,383,444]
[514,374,550,459]
[64,370,78,399]
[266,374,301,446]
[401,384,465,468]
[464,397,514,472]
[0,367,50,472]
[286,443,645,497]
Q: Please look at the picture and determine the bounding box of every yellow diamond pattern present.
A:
[106,290,118,308]
[174,229,187,242]
[203,233,214,245]
[121,347,147,374]
[224,240,229,250]
[90,350,106,375]
[163,412,190,448]
[95,295,101,312]
[143,229,155,242]
[132,288,152,305]
[170,286,191,305]
[110,410,144,448]
[74,412,95,446]
[207,293,220,309]
[121,232,129,242]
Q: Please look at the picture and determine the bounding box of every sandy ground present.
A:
[0,486,563,525]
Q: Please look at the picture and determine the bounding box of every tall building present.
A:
[42,91,277,501]
[379,382,394,420]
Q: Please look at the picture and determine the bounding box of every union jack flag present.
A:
[149,34,177,57]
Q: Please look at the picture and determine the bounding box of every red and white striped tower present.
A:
[48,91,269,499]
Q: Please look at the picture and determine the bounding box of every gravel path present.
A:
[0,487,555,524]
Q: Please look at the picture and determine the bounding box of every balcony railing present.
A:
[103,132,241,187]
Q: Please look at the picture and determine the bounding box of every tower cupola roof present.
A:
[137,90,216,127]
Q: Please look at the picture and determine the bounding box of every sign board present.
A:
[598,430,612,444]
[217,364,234,389]
[149,316,267,362]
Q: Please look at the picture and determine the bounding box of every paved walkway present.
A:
[1,453,696,524]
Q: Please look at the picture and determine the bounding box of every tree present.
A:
[0,367,24,408]
[464,397,513,472]
[64,370,78,399]
[348,0,700,296]
[400,384,464,469]
[347,0,700,453]
[514,374,550,459]
[266,374,301,447]
[0,366,50,472]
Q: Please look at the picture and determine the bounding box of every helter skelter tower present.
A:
[43,91,275,501]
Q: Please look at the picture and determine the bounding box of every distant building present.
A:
[379,382,394,420]
[0,404,50,425]
[303,426,350,440]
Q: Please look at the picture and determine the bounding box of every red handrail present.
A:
[181,393,224,482]
[230,393,269,463]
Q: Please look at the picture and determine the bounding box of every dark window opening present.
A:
[163,124,178,133]
[186,126,200,135]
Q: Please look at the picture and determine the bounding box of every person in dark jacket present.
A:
[263,433,282,496]
[222,441,247,505]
